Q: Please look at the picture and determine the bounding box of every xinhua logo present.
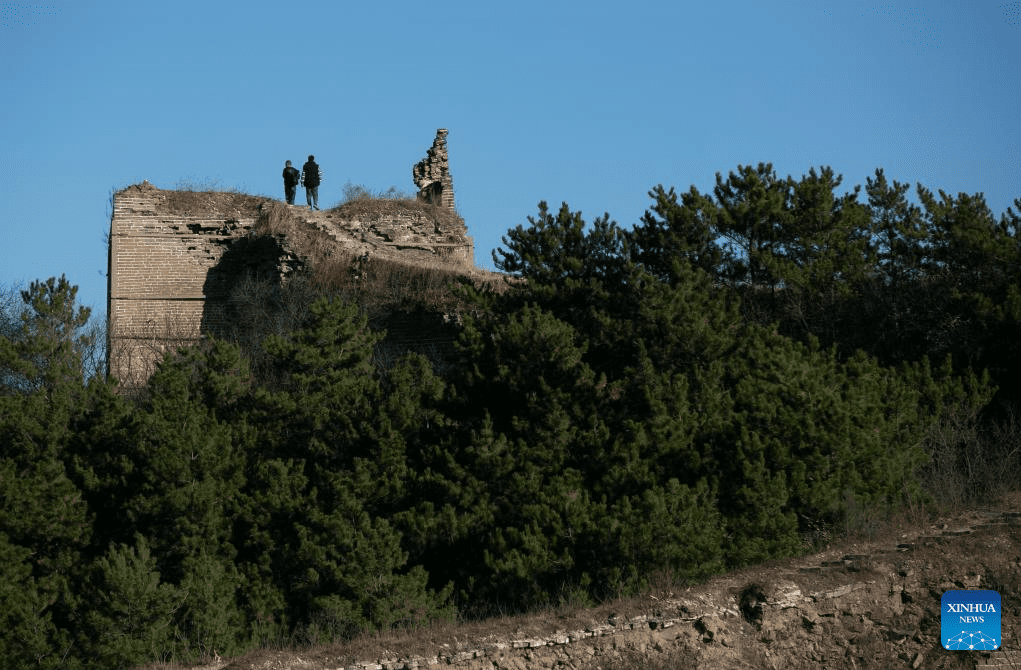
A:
[942,590,1001,650]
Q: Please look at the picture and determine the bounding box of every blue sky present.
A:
[2,1,1019,319]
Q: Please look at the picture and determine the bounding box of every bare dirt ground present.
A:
[158,493,1021,670]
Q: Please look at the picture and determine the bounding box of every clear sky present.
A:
[2,1,1019,319]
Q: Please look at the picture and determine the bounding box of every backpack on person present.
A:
[304,163,320,188]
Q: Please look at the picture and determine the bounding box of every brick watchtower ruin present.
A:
[107,129,475,390]
[413,128,456,211]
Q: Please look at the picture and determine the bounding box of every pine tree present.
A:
[76,340,251,658]
[631,184,723,281]
[0,276,97,669]
[241,297,453,636]
[79,537,184,668]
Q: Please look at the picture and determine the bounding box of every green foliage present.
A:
[237,297,454,638]
[0,276,101,669]
[632,185,723,280]
[253,297,382,463]
[628,165,1021,408]
[79,537,183,668]
[493,201,631,288]
[0,533,73,669]
[72,340,252,659]
[598,478,725,591]
[455,197,985,602]
[0,275,97,394]
[865,168,928,288]
[73,297,454,664]
[711,162,792,290]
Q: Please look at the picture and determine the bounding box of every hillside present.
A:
[151,494,1021,670]
[90,158,1019,670]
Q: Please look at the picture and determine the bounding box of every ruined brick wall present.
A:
[413,128,456,211]
[108,131,476,389]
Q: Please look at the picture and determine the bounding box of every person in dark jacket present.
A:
[282,160,301,205]
[301,155,322,211]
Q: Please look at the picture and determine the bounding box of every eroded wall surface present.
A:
[107,183,282,387]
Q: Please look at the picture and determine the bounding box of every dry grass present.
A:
[328,183,464,232]
[162,179,272,217]
[250,200,296,237]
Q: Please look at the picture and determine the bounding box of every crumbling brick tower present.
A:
[413,128,456,210]
[107,129,476,391]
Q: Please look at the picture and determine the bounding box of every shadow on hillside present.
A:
[367,307,461,376]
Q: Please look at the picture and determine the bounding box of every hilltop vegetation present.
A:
[1,164,1019,669]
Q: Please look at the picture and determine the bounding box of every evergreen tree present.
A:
[75,340,251,658]
[0,275,98,394]
[0,276,99,669]
[919,187,1021,382]
[78,537,184,668]
[0,534,71,668]
[776,168,872,348]
[865,169,929,288]
[458,198,986,597]
[631,184,723,281]
[242,297,453,636]
[711,162,791,292]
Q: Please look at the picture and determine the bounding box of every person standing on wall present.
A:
[282,160,301,205]
[301,155,322,211]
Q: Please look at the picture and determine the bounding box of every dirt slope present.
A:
[175,495,1021,670]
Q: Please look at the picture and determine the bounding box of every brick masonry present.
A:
[413,128,456,211]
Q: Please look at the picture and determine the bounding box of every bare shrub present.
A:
[251,201,297,237]
[919,401,1021,511]
[81,310,108,382]
[217,273,332,391]
[328,183,463,230]
[107,307,206,398]
[982,403,1021,497]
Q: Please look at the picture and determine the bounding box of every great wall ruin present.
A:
[107,129,479,389]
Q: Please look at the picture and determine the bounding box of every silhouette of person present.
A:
[282,160,301,205]
[301,155,321,210]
